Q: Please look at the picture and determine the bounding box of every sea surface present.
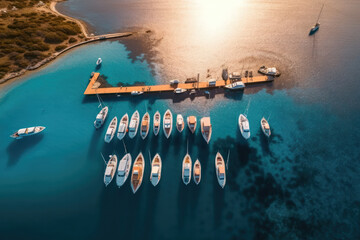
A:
[1,0,360,239]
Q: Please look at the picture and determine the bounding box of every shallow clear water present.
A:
[1,0,360,239]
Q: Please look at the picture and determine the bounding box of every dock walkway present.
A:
[84,73,273,95]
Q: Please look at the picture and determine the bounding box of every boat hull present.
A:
[131,153,145,193]
[140,112,150,140]
[215,152,226,188]
[128,111,140,139]
[116,153,132,187]
[10,126,46,139]
[117,113,129,140]
[238,114,250,140]
[163,109,173,138]
[153,111,161,136]
[182,154,192,185]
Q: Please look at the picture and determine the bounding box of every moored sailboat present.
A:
[200,117,212,144]
[10,126,46,139]
[130,152,145,194]
[116,153,132,187]
[187,116,197,133]
[193,159,201,185]
[140,112,150,140]
[117,113,129,140]
[182,153,192,185]
[309,3,324,35]
[104,116,117,143]
[94,94,108,129]
[128,110,140,139]
[153,111,161,136]
[104,154,118,187]
[176,114,184,132]
[238,114,250,140]
[215,152,226,188]
[150,154,162,186]
[163,109,173,138]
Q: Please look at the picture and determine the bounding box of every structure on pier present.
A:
[84,72,273,95]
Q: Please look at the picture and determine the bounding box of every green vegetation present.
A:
[0,0,83,79]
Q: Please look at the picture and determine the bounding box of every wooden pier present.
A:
[84,72,273,95]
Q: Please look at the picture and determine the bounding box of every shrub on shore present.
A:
[55,45,67,52]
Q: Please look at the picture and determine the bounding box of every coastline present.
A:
[0,0,139,88]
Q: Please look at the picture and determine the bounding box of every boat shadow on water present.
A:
[6,134,44,167]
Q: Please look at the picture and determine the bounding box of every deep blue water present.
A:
[1,1,360,239]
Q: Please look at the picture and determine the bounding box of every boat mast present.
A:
[100,152,107,165]
[96,94,103,108]
[148,150,152,166]
[226,150,230,170]
[316,2,325,23]
[122,140,127,154]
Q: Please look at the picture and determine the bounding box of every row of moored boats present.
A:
[103,150,228,193]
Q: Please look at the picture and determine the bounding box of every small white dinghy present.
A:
[104,116,117,143]
[131,91,143,96]
[176,114,184,132]
[174,88,187,94]
[128,111,140,139]
[153,111,161,136]
[215,152,226,188]
[116,153,132,187]
[238,114,250,140]
[163,109,173,138]
[182,154,192,185]
[104,154,118,187]
[117,113,129,140]
[140,112,150,140]
[193,159,201,185]
[224,81,245,90]
[94,106,108,129]
[10,126,46,139]
[260,117,271,137]
[96,58,102,66]
[150,154,162,186]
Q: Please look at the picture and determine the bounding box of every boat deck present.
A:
[84,73,273,95]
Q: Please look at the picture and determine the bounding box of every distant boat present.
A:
[224,81,245,90]
[222,68,228,80]
[163,109,173,138]
[153,111,161,136]
[176,114,184,132]
[131,152,145,194]
[238,114,250,140]
[96,58,102,66]
[193,159,201,185]
[200,117,212,144]
[215,152,226,188]
[104,154,118,187]
[309,3,324,35]
[260,117,271,137]
[116,153,132,187]
[131,91,143,96]
[229,72,242,80]
[140,112,150,140]
[94,95,108,129]
[187,116,197,133]
[128,110,140,139]
[104,116,117,143]
[10,126,45,139]
[170,79,180,85]
[189,89,196,95]
[182,153,192,185]
[117,113,129,140]
[258,66,281,77]
[150,153,162,186]
[174,88,187,94]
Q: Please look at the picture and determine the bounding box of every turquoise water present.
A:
[1,40,360,239]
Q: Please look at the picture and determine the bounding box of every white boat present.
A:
[260,117,271,137]
[193,159,201,185]
[116,153,132,187]
[140,112,150,140]
[128,111,140,139]
[94,106,108,129]
[258,66,281,77]
[182,154,192,185]
[150,153,162,186]
[229,72,242,80]
[170,79,180,85]
[153,111,161,136]
[117,113,129,140]
[10,126,46,139]
[187,116,197,133]
[104,116,117,143]
[215,152,226,188]
[200,117,212,144]
[131,152,145,194]
[96,58,102,66]
[131,91,144,96]
[163,109,173,138]
[104,154,118,187]
[176,114,184,132]
[174,88,187,94]
[238,114,250,140]
[224,81,245,90]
